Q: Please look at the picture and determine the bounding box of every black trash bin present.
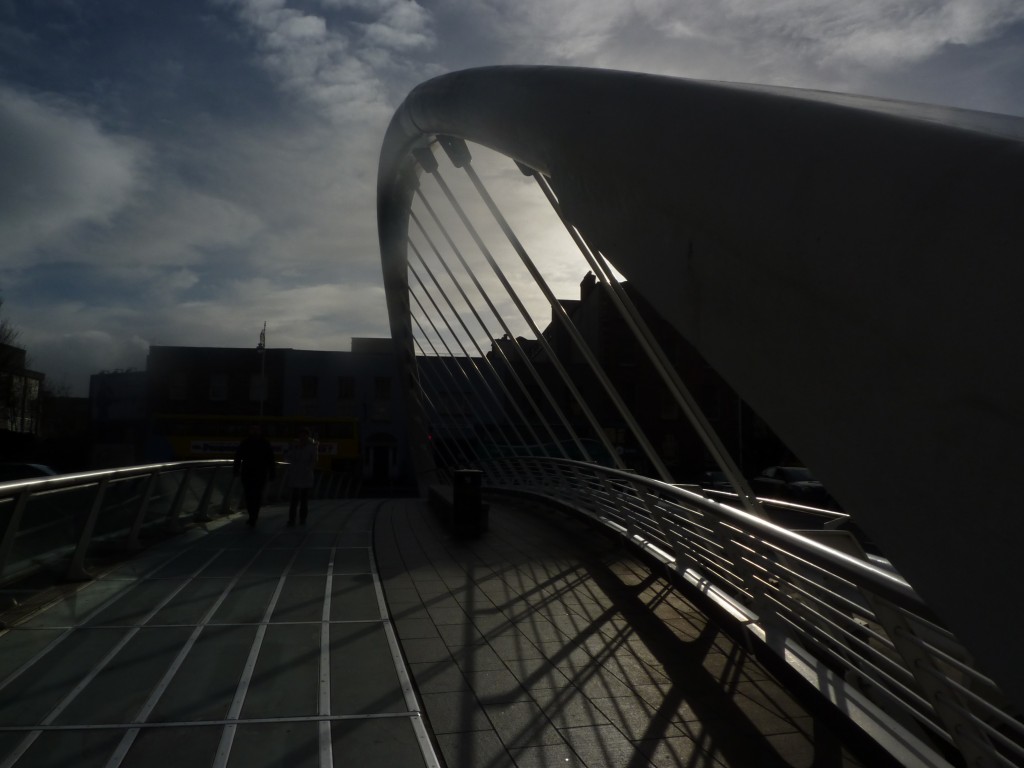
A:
[452,469,486,537]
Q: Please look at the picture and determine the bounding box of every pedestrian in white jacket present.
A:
[285,428,318,526]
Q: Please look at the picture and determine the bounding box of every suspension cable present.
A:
[412,152,595,463]
[441,138,672,482]
[530,171,765,515]
[408,259,531,462]
[408,239,549,453]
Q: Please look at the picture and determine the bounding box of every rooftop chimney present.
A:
[580,271,597,301]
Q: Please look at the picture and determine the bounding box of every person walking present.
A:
[233,424,276,527]
[285,428,318,526]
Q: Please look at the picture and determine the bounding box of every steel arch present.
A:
[377,65,1024,710]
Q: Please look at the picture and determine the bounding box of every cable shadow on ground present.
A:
[505,497,884,768]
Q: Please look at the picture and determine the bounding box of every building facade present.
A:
[89,339,413,488]
[0,343,44,461]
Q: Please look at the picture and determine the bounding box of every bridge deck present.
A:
[0,497,885,767]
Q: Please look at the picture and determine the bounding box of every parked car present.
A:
[751,466,832,507]
[0,463,58,483]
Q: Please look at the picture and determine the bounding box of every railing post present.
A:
[126,470,161,551]
[193,467,219,523]
[593,470,634,534]
[562,461,592,512]
[165,468,193,533]
[0,489,32,578]
[221,473,238,515]
[630,481,687,566]
[711,517,785,649]
[66,478,110,582]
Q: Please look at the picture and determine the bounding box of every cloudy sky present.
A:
[2,0,1022,395]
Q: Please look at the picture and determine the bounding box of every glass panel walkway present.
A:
[0,498,888,767]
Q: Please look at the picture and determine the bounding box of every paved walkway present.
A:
[376,496,884,768]
[0,499,430,768]
[0,496,889,767]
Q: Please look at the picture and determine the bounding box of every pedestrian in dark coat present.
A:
[233,424,276,527]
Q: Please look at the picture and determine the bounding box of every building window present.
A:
[169,373,188,401]
[301,375,318,400]
[209,374,227,401]
[337,376,354,400]
[0,373,41,434]
[370,377,392,421]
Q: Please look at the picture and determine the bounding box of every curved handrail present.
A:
[484,454,1022,766]
[0,460,237,584]
[0,460,233,495]
[0,460,354,587]
[512,455,920,608]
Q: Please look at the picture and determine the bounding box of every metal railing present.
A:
[0,461,238,583]
[489,456,1023,768]
[0,461,359,586]
[0,460,360,587]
